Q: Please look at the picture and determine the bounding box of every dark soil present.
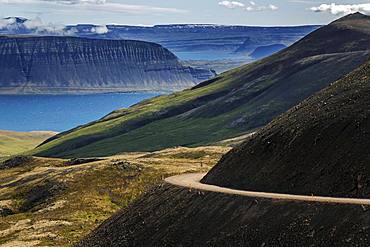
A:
[202,61,370,198]
[0,155,33,170]
[19,179,66,212]
[65,158,103,166]
[77,184,370,247]
[0,207,14,217]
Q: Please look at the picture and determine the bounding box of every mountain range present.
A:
[31,13,370,158]
[0,17,319,61]
[0,35,215,94]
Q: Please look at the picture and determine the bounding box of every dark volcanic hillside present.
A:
[77,184,370,247]
[0,36,215,94]
[203,61,370,197]
[33,13,370,158]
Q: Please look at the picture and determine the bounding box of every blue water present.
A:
[0,93,161,132]
[175,51,246,61]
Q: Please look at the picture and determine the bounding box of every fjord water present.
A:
[0,93,161,132]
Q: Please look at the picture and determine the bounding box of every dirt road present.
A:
[165,173,370,205]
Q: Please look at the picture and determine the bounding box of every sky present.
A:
[0,0,369,26]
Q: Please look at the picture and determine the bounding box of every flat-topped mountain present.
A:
[32,13,370,158]
[203,61,370,197]
[0,17,319,61]
[0,36,215,94]
[249,44,286,59]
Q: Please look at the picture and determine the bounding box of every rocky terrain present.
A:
[77,184,370,247]
[0,36,215,94]
[76,54,370,247]
[31,13,370,158]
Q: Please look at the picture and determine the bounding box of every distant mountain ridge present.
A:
[0,17,319,60]
[0,35,215,94]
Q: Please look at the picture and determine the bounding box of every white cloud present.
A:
[23,17,66,33]
[91,25,109,34]
[218,1,278,12]
[218,1,245,9]
[310,3,370,15]
[0,16,70,34]
[246,4,278,11]
[0,0,187,14]
[0,17,16,29]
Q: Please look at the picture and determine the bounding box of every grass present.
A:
[0,131,56,157]
[0,146,230,246]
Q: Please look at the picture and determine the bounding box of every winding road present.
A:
[165,173,370,206]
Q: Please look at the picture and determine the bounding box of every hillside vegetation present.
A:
[33,13,370,158]
[0,146,229,246]
[0,131,56,157]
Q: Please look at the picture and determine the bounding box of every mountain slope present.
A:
[0,36,215,94]
[203,60,370,197]
[77,183,370,247]
[33,13,370,158]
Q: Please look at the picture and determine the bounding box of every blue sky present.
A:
[0,0,369,26]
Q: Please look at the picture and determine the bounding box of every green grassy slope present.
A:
[33,13,370,158]
[0,130,56,157]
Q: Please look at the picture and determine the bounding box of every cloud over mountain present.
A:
[0,16,67,34]
[311,3,370,15]
[90,25,108,34]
